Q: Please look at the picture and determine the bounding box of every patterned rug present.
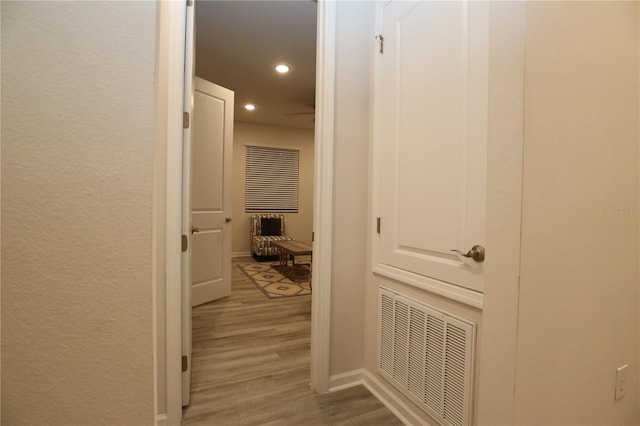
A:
[238,263,311,299]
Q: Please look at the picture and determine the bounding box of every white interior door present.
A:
[190,76,234,307]
[375,0,488,293]
[181,76,234,405]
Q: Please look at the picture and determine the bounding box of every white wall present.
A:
[1,2,156,423]
[1,3,4,423]
[154,2,172,417]
[231,122,314,254]
[515,2,639,424]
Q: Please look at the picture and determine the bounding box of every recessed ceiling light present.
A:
[244,104,256,111]
[275,64,290,74]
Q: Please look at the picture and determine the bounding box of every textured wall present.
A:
[154,2,171,416]
[231,122,314,254]
[2,2,156,424]
[516,2,639,424]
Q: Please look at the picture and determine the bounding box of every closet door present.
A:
[375,1,488,293]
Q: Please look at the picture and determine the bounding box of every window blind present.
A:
[245,145,299,212]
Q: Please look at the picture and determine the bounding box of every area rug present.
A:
[238,263,311,299]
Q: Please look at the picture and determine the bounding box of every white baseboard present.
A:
[155,414,167,426]
[232,251,252,258]
[328,368,365,392]
[362,370,431,426]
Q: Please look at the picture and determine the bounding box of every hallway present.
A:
[182,257,402,425]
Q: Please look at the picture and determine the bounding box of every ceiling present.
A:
[195,1,317,130]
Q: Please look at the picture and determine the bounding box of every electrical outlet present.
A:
[615,364,628,401]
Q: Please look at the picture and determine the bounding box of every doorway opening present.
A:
[161,1,336,422]
[183,0,318,419]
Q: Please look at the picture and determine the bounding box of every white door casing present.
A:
[374,1,488,296]
[181,0,195,407]
[309,0,336,394]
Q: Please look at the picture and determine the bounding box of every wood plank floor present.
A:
[182,257,403,426]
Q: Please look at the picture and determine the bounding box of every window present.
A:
[245,145,299,213]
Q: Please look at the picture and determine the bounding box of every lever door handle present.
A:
[225,217,232,223]
[191,226,199,234]
[451,245,485,262]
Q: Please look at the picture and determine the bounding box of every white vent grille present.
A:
[379,288,476,426]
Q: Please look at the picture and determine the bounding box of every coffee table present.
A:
[272,240,313,268]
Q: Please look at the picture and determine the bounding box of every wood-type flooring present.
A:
[182,256,403,426]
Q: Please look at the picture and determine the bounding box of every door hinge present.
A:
[183,112,190,129]
[375,34,384,54]
[312,232,314,242]
[181,234,188,252]
[186,0,193,7]
[182,355,188,372]
[377,217,381,234]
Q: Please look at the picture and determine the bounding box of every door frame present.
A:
[160,0,336,423]
[180,0,194,407]
[157,1,189,425]
[309,0,335,394]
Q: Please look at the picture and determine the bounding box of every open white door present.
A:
[190,77,234,307]
[181,77,234,406]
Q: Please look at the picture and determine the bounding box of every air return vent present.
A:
[379,288,476,426]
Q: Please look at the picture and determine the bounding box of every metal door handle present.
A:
[225,217,232,223]
[191,226,199,234]
[451,245,485,262]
